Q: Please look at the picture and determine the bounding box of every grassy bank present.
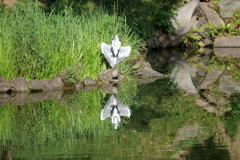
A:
[0,4,138,81]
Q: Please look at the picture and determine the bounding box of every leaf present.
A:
[198,41,205,47]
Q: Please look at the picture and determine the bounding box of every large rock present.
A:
[214,48,240,58]
[82,77,97,86]
[136,68,165,78]
[170,60,198,94]
[219,0,240,18]
[219,73,240,95]
[199,3,225,27]
[28,92,46,103]
[42,77,64,90]
[10,93,28,105]
[170,0,199,38]
[147,0,199,48]
[198,67,224,89]
[28,79,45,91]
[98,69,122,84]
[214,36,240,57]
[44,90,63,100]
[10,77,30,92]
[99,83,120,94]
[0,94,10,107]
[214,36,240,47]
[0,76,11,92]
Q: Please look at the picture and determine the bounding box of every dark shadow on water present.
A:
[183,137,230,160]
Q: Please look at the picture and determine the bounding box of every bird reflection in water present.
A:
[100,95,131,129]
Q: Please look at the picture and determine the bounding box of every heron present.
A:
[100,95,131,129]
[101,35,131,68]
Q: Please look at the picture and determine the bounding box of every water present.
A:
[1,48,240,159]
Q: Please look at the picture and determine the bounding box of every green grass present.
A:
[0,4,139,81]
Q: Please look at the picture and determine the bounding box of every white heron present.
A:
[101,35,131,68]
[100,95,131,129]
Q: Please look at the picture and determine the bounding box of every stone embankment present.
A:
[0,56,165,94]
[0,56,166,106]
[147,0,240,49]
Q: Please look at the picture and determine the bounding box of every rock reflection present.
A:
[100,95,131,129]
[0,90,64,107]
[148,48,199,94]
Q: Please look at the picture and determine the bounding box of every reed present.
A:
[0,4,138,81]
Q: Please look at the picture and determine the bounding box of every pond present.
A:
[0,48,240,159]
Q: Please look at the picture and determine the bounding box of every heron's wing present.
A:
[118,103,131,117]
[115,97,131,117]
[116,46,131,65]
[100,109,111,120]
[101,42,114,67]
[100,95,115,120]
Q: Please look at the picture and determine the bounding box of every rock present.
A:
[98,69,122,84]
[202,38,212,46]
[198,67,224,89]
[42,78,51,87]
[195,98,226,115]
[0,94,10,107]
[147,0,199,48]
[201,48,211,55]
[110,68,119,78]
[0,76,10,92]
[43,77,64,90]
[194,54,210,85]
[133,61,152,70]
[75,81,83,88]
[82,77,97,86]
[137,77,162,84]
[214,36,240,57]
[99,83,120,94]
[170,60,198,94]
[2,0,16,7]
[10,93,28,105]
[10,77,30,92]
[84,86,96,92]
[219,73,240,95]
[214,36,240,47]
[203,91,228,106]
[193,17,207,29]
[28,90,64,103]
[214,48,240,58]
[199,3,225,27]
[136,68,165,78]
[219,0,240,18]
[28,79,45,91]
[171,0,199,35]
[44,90,63,100]
[28,92,45,103]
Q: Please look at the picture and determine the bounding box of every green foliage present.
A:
[186,50,239,73]
[205,22,240,40]
[222,95,240,139]
[212,0,222,5]
[184,28,205,52]
[153,9,177,33]
[35,0,188,38]
[229,11,240,27]
[0,3,138,81]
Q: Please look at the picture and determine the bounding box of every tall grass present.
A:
[0,4,138,81]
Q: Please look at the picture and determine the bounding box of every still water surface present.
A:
[1,48,240,159]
